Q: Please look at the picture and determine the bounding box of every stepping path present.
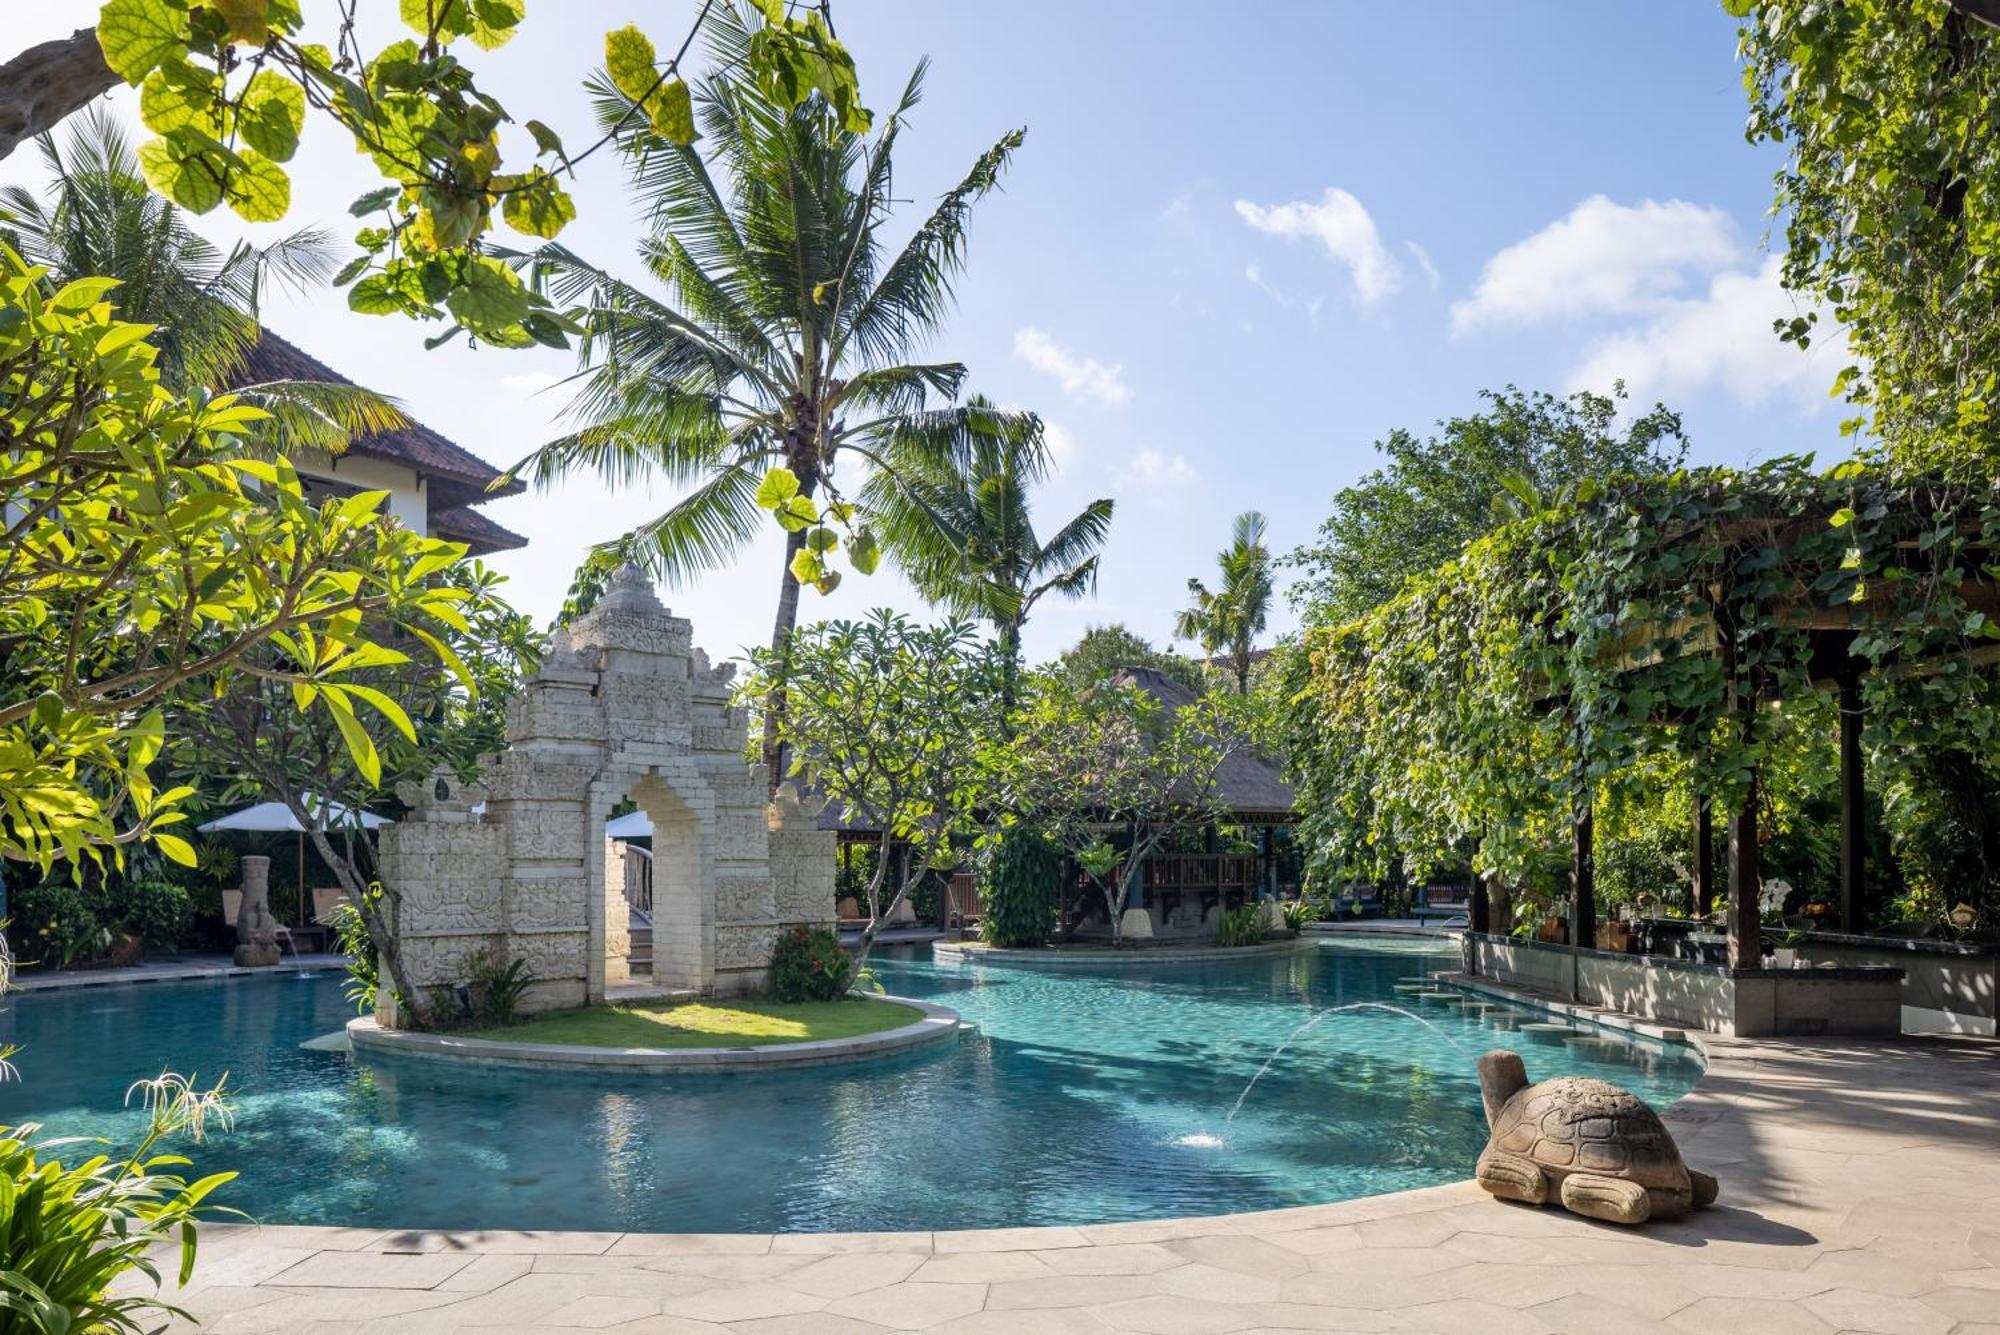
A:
[136,1027,2000,1334]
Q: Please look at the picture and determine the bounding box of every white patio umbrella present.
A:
[605,810,651,839]
[198,795,390,928]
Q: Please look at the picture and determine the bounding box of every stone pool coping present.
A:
[932,937,1307,966]
[344,994,961,1073]
[140,1004,2000,1335]
[12,953,347,991]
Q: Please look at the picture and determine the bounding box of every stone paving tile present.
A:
[781,1251,929,1299]
[906,1250,1053,1284]
[266,1251,474,1289]
[157,1021,2000,1335]
[824,1282,988,1329]
[654,1285,827,1324]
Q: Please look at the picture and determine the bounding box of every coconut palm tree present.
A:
[511,4,1030,780]
[875,395,1114,714]
[1176,511,1273,695]
[0,107,402,452]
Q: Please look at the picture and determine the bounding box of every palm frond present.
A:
[616,461,769,587]
[227,379,409,456]
[834,126,1024,370]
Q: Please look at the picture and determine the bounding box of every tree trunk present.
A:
[0,30,118,163]
[848,841,911,973]
[760,466,819,795]
[999,619,1022,730]
[291,806,435,1030]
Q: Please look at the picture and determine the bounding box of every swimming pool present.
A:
[0,941,1701,1234]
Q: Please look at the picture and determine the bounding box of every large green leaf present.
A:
[442,254,531,333]
[139,59,222,135]
[225,151,291,223]
[136,134,225,213]
[238,69,305,163]
[98,0,188,82]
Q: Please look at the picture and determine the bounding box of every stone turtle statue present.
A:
[1474,1049,1717,1225]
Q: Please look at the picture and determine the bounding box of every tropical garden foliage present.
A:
[0,0,867,349]
[1000,671,1261,944]
[1729,0,2000,475]
[746,613,1003,961]
[1287,386,1687,625]
[1284,452,2000,930]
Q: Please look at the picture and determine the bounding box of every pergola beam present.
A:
[1839,660,1866,930]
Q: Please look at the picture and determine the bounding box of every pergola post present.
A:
[1571,794,1596,949]
[1692,799,1714,918]
[1838,659,1865,931]
[1726,774,1762,968]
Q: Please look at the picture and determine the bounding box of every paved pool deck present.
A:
[138,1011,2000,1335]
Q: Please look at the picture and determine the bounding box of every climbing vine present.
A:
[1285,452,2000,920]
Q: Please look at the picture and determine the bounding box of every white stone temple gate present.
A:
[377,566,836,1015]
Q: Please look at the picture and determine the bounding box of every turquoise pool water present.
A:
[0,941,1701,1233]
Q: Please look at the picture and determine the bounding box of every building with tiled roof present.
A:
[234,331,528,555]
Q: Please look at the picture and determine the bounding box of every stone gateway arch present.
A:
[376,566,836,1017]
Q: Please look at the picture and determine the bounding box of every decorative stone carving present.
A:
[371,565,837,1021]
[233,855,282,967]
[1474,1049,1719,1225]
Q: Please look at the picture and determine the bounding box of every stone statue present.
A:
[233,855,283,967]
[1474,1049,1718,1225]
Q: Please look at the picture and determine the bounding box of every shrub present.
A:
[330,901,379,1014]
[120,879,192,948]
[768,925,853,1002]
[1214,903,1266,948]
[0,1074,236,1335]
[465,950,534,1027]
[981,828,1061,947]
[1279,898,1322,934]
[13,879,111,970]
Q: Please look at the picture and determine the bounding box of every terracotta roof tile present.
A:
[232,330,525,508]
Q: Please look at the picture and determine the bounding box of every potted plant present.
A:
[1767,926,1808,969]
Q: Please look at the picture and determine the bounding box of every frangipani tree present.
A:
[746,612,1002,964]
[511,5,1030,779]
[0,244,476,889]
[1002,671,1252,944]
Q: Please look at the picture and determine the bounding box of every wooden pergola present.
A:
[1471,506,2000,969]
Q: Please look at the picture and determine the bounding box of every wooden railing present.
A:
[622,844,653,921]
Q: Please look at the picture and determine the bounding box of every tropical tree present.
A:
[0,1,866,348]
[1059,624,1205,692]
[513,5,1028,779]
[875,395,1114,712]
[1728,0,2000,475]
[1176,511,1274,695]
[1288,386,1687,625]
[170,560,536,1031]
[0,108,403,453]
[746,613,1002,964]
[0,244,479,876]
[1001,670,1252,945]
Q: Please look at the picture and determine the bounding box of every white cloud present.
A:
[1244,265,1323,321]
[1122,448,1199,489]
[1013,328,1131,406]
[1452,195,1740,332]
[1233,188,1402,304]
[1568,256,1841,412]
[1405,241,1441,292]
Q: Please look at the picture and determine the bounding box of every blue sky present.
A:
[4,3,1849,665]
